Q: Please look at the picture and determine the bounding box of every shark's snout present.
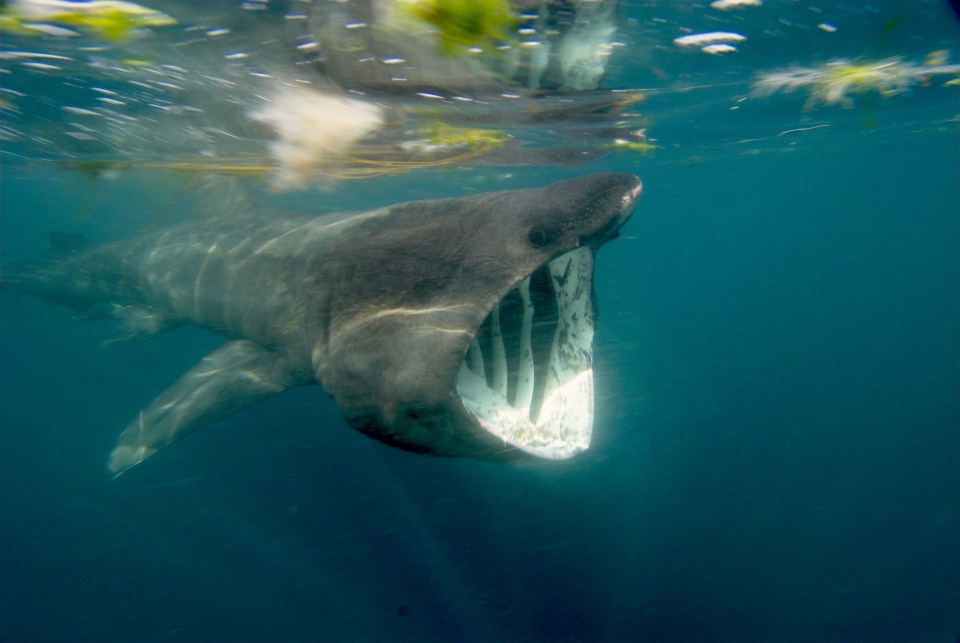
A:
[600,174,643,241]
[623,177,643,215]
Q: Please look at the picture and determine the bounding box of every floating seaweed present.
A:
[0,0,175,41]
[392,0,518,54]
[752,53,960,109]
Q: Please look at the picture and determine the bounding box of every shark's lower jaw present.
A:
[457,247,596,459]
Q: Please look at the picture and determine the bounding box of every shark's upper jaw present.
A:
[457,247,598,459]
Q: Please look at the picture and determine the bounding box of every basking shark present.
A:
[2,173,641,474]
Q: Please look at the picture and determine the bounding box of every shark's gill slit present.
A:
[457,247,596,459]
[468,337,485,379]
[490,305,508,398]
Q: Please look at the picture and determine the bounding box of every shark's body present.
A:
[2,173,641,474]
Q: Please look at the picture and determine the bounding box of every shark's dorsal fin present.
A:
[189,175,262,220]
[47,232,93,258]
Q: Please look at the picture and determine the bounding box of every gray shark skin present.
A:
[2,173,641,475]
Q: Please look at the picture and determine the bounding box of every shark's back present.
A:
[1,206,373,349]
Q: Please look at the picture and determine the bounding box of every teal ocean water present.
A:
[1,1,958,641]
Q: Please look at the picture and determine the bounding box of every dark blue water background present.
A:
[1,1,958,641]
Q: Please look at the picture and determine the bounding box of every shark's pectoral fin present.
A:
[108,340,308,476]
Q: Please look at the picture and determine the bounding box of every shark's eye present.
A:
[527,227,549,248]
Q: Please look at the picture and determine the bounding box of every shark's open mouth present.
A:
[457,247,596,459]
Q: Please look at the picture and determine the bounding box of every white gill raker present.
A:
[545,253,572,390]
[490,304,508,398]
[532,247,594,451]
[546,247,594,392]
[468,337,485,379]
[514,276,535,414]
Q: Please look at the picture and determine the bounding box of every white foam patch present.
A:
[249,85,383,191]
[673,31,746,48]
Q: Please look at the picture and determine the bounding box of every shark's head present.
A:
[310,173,641,460]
